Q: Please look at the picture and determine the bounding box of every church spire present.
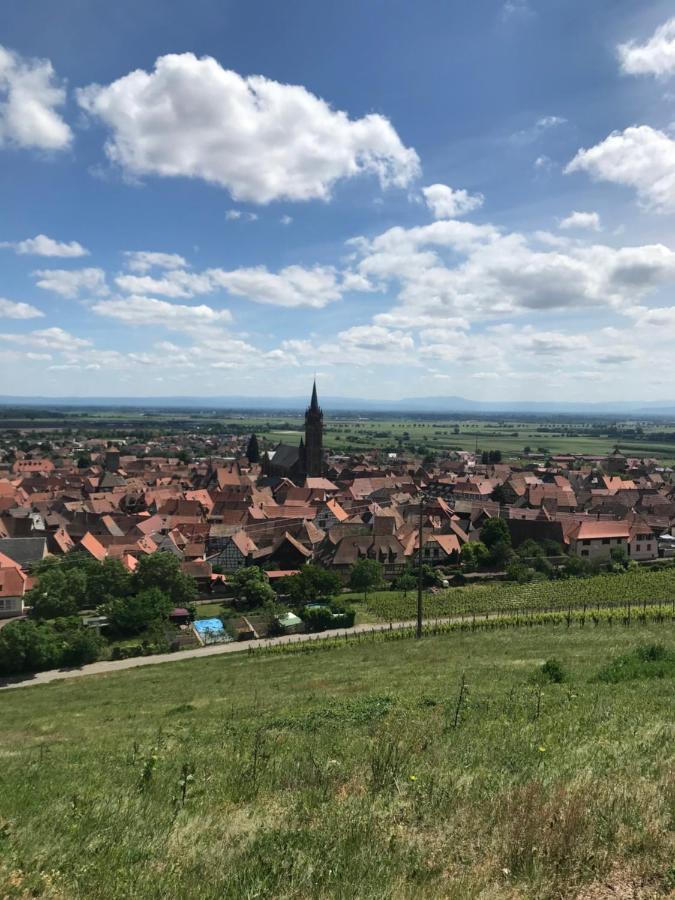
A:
[310,378,320,414]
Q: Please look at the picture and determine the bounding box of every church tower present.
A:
[304,380,323,477]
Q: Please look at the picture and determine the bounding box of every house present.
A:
[567,521,630,561]
[207,530,258,571]
[0,551,28,619]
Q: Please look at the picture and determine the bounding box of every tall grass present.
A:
[0,623,673,898]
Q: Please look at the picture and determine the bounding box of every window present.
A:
[581,550,589,557]
[582,539,591,546]
[602,538,610,545]
[647,544,652,551]
[636,544,641,552]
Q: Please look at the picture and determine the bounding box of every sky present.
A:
[1,0,675,402]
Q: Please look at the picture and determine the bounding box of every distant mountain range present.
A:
[2,394,675,416]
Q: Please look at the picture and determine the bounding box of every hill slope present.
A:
[1,624,673,899]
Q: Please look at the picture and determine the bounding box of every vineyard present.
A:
[364,566,675,620]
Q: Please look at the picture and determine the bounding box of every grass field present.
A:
[0,623,673,898]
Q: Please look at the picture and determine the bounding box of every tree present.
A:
[480,517,511,550]
[284,565,341,606]
[105,587,173,635]
[230,566,275,610]
[27,566,88,619]
[460,541,489,572]
[131,553,197,608]
[246,433,260,464]
[349,559,384,600]
[0,620,63,675]
[393,571,417,597]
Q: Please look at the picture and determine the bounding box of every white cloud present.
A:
[124,251,188,273]
[33,267,108,298]
[0,327,90,352]
[0,298,44,319]
[422,184,484,219]
[115,269,212,298]
[565,126,675,212]
[618,17,675,78]
[351,218,675,325]
[1,234,89,257]
[280,215,293,226]
[559,211,601,231]
[77,52,420,202]
[337,324,414,354]
[92,295,232,331]
[511,115,566,144]
[226,209,258,222]
[210,264,342,308]
[0,45,72,151]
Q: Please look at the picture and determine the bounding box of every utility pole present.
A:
[417,494,424,638]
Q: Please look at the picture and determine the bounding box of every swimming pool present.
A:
[194,618,233,645]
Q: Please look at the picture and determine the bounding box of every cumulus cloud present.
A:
[92,295,232,331]
[618,17,675,77]
[0,327,90,352]
[422,184,484,219]
[0,45,72,151]
[351,218,675,325]
[565,126,675,212]
[77,52,420,203]
[115,269,213,299]
[124,251,188,273]
[33,267,108,298]
[210,264,342,308]
[0,298,44,319]
[558,211,601,231]
[0,234,89,257]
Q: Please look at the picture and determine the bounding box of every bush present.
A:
[540,658,566,683]
[596,643,674,683]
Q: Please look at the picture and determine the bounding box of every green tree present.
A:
[246,433,260,464]
[393,571,416,597]
[460,541,489,572]
[480,517,511,550]
[27,567,88,619]
[0,620,63,675]
[284,565,341,606]
[105,587,172,636]
[230,566,275,610]
[349,558,384,601]
[131,553,197,607]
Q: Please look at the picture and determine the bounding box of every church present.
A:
[260,381,324,481]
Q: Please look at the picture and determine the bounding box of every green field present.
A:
[0,622,673,898]
[4,408,675,464]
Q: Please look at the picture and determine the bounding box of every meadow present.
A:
[0,622,673,899]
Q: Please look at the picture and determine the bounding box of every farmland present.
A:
[348,566,675,622]
[0,622,673,899]
[4,406,675,464]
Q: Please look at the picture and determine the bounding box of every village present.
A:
[1,383,674,675]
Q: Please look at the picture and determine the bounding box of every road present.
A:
[0,617,443,691]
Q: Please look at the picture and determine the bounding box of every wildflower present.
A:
[409,774,417,781]
[502,867,511,876]
[538,745,546,753]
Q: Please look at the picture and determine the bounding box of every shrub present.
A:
[596,643,674,683]
[541,658,566,683]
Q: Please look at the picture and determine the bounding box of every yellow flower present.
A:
[409,775,417,781]
[538,746,546,753]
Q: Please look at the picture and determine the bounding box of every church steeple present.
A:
[304,379,323,478]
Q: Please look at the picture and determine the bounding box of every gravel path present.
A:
[0,617,439,691]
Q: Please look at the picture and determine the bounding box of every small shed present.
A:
[169,607,192,626]
[276,611,303,634]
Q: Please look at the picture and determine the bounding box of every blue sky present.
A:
[2,0,675,401]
